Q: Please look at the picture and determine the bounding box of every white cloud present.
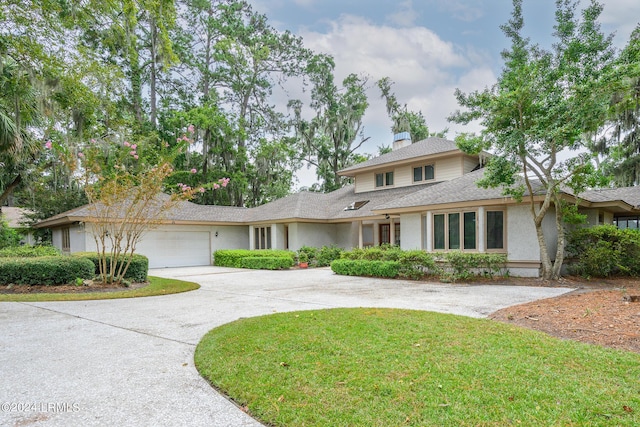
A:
[598,0,640,46]
[298,14,495,149]
[386,0,420,27]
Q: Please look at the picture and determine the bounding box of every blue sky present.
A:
[248,0,639,187]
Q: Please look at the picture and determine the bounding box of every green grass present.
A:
[0,276,199,302]
[195,308,640,427]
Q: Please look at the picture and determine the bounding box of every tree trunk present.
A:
[0,174,22,206]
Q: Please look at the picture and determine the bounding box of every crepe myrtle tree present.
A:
[49,126,229,284]
[449,0,616,280]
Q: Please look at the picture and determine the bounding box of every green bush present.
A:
[73,252,149,282]
[442,251,508,281]
[397,250,439,279]
[297,246,318,264]
[0,256,95,286]
[567,225,640,277]
[0,245,60,258]
[0,218,20,249]
[297,245,343,267]
[240,257,294,270]
[214,249,296,268]
[331,259,400,278]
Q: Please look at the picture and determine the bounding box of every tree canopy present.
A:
[450,0,618,280]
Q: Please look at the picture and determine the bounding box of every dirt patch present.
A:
[1,280,148,294]
[490,277,640,354]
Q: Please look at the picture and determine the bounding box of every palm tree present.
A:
[0,56,41,205]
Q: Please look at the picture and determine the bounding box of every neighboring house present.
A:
[1,206,35,245]
[36,134,640,276]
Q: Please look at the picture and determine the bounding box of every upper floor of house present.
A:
[338,133,487,194]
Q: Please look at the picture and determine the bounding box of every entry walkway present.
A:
[0,267,571,426]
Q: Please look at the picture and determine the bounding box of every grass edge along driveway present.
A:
[0,276,199,302]
[196,307,640,427]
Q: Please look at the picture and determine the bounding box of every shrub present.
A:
[397,250,439,279]
[240,257,294,270]
[442,251,508,281]
[214,249,296,268]
[0,256,95,286]
[0,219,20,249]
[315,245,343,267]
[567,225,640,277]
[331,259,400,278]
[73,252,149,282]
[0,245,60,258]
[297,246,318,264]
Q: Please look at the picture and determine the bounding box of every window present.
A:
[425,165,434,180]
[463,212,476,250]
[486,211,504,250]
[344,200,369,211]
[394,223,401,246]
[61,227,70,252]
[413,165,435,182]
[413,167,422,182]
[254,226,272,249]
[448,213,460,249]
[375,171,394,187]
[433,211,478,251]
[433,214,445,250]
[614,215,640,230]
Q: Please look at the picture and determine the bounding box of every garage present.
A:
[136,230,211,268]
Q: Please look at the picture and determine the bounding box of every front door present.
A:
[380,224,391,245]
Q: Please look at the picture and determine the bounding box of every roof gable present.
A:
[338,137,460,176]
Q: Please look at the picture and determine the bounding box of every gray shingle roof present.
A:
[338,137,460,175]
[36,194,250,227]
[579,187,640,209]
[374,169,547,211]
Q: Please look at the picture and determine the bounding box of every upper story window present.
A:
[413,164,435,183]
[375,171,394,188]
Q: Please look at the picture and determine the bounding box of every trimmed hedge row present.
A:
[334,246,508,281]
[340,246,439,279]
[240,257,294,270]
[331,259,400,278]
[441,252,508,280]
[0,245,60,258]
[73,252,149,282]
[214,249,295,268]
[0,256,95,286]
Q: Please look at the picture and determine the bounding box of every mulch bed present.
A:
[1,280,148,294]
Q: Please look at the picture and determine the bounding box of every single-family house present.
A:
[36,133,640,276]
[1,206,35,245]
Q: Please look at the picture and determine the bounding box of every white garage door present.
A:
[137,231,211,268]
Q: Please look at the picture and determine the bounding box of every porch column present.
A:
[425,213,432,251]
[478,207,485,252]
[249,225,255,250]
[358,221,363,249]
[390,217,395,246]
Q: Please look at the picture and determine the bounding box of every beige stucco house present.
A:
[37,134,640,276]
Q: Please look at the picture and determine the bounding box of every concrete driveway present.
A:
[0,267,572,427]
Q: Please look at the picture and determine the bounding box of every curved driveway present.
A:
[0,267,572,427]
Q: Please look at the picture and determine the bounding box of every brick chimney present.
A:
[392,132,411,150]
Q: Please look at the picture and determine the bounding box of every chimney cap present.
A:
[393,132,411,142]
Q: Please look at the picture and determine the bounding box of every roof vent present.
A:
[392,132,411,150]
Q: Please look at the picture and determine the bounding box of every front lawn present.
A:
[0,276,199,302]
[195,308,639,426]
